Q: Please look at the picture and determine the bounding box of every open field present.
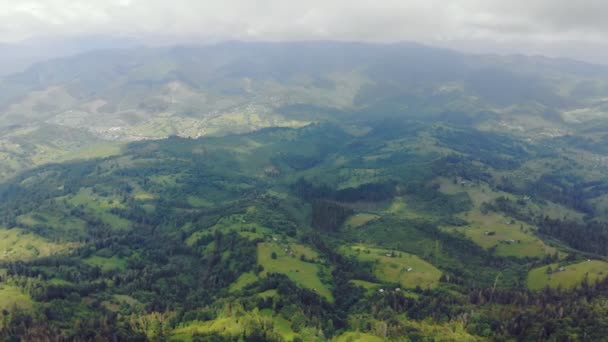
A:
[384,196,428,220]
[332,332,384,342]
[258,242,333,301]
[84,256,128,272]
[0,228,76,261]
[350,279,382,289]
[332,319,481,342]
[68,187,131,231]
[58,142,123,162]
[344,213,380,228]
[528,260,608,290]
[438,176,583,221]
[17,211,88,237]
[186,214,273,246]
[438,178,556,258]
[229,272,259,292]
[172,309,301,342]
[342,245,442,289]
[0,284,33,313]
[443,211,555,258]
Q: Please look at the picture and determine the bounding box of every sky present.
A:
[1,0,608,64]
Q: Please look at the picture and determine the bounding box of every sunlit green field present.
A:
[84,256,128,272]
[67,187,131,231]
[0,285,32,312]
[172,308,303,342]
[438,178,556,258]
[342,245,442,289]
[344,213,380,228]
[0,228,76,261]
[258,242,333,301]
[527,260,608,290]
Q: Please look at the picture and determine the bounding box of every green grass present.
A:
[187,214,273,246]
[186,195,212,208]
[68,188,131,231]
[443,211,554,258]
[527,260,608,290]
[333,319,481,342]
[438,177,555,258]
[332,331,385,342]
[102,294,141,312]
[385,196,428,220]
[350,279,382,289]
[17,211,87,237]
[272,316,298,341]
[149,174,179,187]
[344,213,380,228]
[229,272,259,292]
[48,278,73,286]
[0,284,33,312]
[258,242,333,301]
[343,245,442,289]
[172,308,300,341]
[0,227,76,261]
[172,317,242,341]
[256,289,279,299]
[84,256,128,272]
[58,142,122,162]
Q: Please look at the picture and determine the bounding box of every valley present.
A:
[2,42,608,340]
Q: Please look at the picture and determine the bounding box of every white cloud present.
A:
[1,0,607,63]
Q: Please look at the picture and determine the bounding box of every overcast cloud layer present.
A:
[1,0,608,64]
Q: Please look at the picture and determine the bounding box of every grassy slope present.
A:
[0,227,76,261]
[343,245,442,289]
[528,260,608,290]
[344,213,380,229]
[83,256,128,272]
[0,284,33,313]
[438,178,556,258]
[68,187,131,231]
[258,242,333,302]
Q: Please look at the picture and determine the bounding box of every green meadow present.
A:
[528,260,608,290]
[258,242,333,301]
[343,245,442,289]
[0,228,76,261]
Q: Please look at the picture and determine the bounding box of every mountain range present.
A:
[2,41,608,340]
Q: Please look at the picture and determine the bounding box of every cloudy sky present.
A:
[2,0,608,64]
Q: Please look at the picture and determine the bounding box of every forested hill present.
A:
[2,41,608,181]
[2,117,608,340]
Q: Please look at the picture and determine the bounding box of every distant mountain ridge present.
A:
[1,41,608,180]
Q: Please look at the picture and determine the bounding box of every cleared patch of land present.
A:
[332,332,384,342]
[258,242,333,301]
[438,178,556,258]
[342,245,442,289]
[350,279,382,289]
[384,196,427,220]
[58,142,122,162]
[443,211,554,258]
[344,213,379,228]
[187,214,272,246]
[18,211,87,237]
[0,284,33,313]
[68,187,131,231]
[84,256,128,272]
[229,272,259,292]
[527,260,608,290]
[171,309,302,342]
[0,228,76,261]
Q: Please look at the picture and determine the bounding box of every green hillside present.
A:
[3,42,608,340]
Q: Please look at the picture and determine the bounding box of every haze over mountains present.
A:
[2,41,608,180]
